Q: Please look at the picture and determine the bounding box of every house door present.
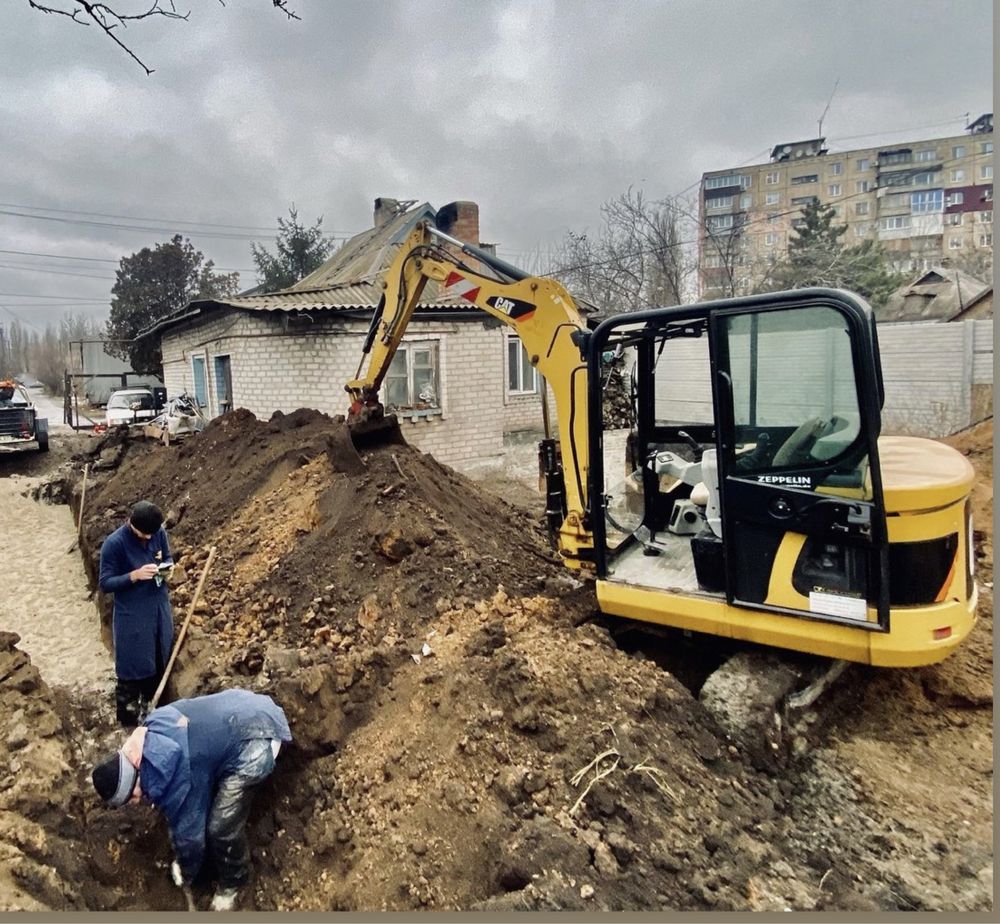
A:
[213,355,233,416]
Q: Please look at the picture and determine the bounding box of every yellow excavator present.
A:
[346,219,977,676]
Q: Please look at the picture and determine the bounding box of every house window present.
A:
[191,356,208,408]
[855,180,871,193]
[950,168,966,182]
[981,142,994,154]
[765,193,780,205]
[879,215,910,231]
[946,191,965,207]
[979,233,993,247]
[740,194,752,209]
[764,232,779,246]
[912,171,936,185]
[791,195,818,207]
[706,195,734,210]
[706,214,735,231]
[854,223,871,237]
[948,236,963,250]
[507,336,538,395]
[829,162,843,175]
[384,342,440,413]
[915,149,935,162]
[952,145,966,159]
[705,174,750,190]
[703,253,723,268]
[880,150,911,165]
[911,190,943,213]
[765,171,780,185]
[980,165,993,179]
[791,174,818,185]
[946,213,963,226]
[855,201,870,215]
[978,210,993,223]
[881,171,910,187]
[828,183,842,196]
[856,157,871,171]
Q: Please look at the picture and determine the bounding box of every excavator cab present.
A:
[587,289,976,667]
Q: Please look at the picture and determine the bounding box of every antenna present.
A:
[817,78,840,138]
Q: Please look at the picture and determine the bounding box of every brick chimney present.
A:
[373,197,400,228]
[436,200,480,246]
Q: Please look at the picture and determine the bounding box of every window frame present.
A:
[506,335,540,397]
[382,338,443,417]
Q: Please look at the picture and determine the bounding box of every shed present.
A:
[878,266,990,323]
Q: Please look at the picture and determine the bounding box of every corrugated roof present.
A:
[878,265,990,323]
[141,201,487,339]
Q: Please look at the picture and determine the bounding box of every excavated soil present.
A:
[0,410,992,912]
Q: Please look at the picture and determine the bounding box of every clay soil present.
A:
[0,411,992,913]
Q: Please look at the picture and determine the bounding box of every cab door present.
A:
[710,291,890,630]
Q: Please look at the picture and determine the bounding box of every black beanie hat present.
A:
[129,501,164,535]
[92,751,139,807]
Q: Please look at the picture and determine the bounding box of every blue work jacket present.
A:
[140,689,293,881]
[98,523,174,680]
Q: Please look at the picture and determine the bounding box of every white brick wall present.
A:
[161,310,534,468]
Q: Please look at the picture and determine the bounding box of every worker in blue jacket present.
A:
[92,688,292,912]
[99,500,174,726]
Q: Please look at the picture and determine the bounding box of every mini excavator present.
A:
[345,219,977,702]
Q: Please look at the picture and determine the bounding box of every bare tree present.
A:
[552,189,698,315]
[27,0,299,75]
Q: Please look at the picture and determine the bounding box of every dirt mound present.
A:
[10,408,987,912]
[68,410,784,910]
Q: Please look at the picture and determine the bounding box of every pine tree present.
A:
[251,206,335,291]
[768,200,903,308]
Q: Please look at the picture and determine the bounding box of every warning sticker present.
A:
[809,590,868,622]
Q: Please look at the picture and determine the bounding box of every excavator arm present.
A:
[346,220,596,568]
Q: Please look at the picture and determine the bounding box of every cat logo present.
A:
[486,294,536,321]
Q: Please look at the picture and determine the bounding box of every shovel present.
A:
[66,462,89,554]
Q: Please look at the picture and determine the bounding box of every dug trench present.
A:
[0,411,992,912]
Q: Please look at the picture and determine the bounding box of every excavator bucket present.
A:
[346,407,405,451]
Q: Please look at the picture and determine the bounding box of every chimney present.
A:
[436,200,480,246]
[373,197,400,228]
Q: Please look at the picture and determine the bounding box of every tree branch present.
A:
[27,0,299,74]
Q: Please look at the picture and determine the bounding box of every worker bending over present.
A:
[92,688,292,912]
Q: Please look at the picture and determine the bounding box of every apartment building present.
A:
[698,113,994,298]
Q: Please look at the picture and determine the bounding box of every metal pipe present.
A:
[426,225,530,282]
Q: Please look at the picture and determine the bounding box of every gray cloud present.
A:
[0,0,991,325]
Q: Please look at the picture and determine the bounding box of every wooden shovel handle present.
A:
[148,545,218,712]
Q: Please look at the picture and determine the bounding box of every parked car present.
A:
[106,387,159,427]
[0,379,48,452]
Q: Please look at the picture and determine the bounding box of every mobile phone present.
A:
[157,562,174,573]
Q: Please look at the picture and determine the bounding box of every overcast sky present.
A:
[1,0,993,330]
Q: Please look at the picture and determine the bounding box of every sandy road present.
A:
[0,469,114,694]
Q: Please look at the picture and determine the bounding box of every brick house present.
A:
[141,199,555,470]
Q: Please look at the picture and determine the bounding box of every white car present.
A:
[106,388,158,427]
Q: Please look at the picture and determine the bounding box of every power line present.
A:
[0,202,365,239]
[0,202,280,233]
[0,248,254,273]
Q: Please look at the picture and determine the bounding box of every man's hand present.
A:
[170,860,185,888]
[131,563,159,582]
